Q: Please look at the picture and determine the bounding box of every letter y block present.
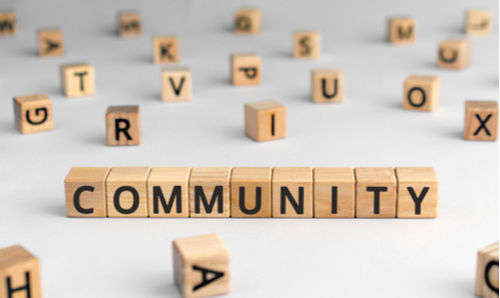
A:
[106,106,141,146]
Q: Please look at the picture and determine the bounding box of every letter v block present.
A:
[272,167,313,218]
[162,68,192,101]
[0,245,42,298]
[464,101,498,141]
[106,105,141,146]
[60,63,96,97]
[438,40,470,70]
[106,167,151,217]
[13,94,54,134]
[395,167,438,218]
[387,17,415,44]
[355,168,397,218]
[231,167,272,218]
[147,167,191,217]
[189,168,231,217]
[65,167,110,217]
[231,54,261,85]
[475,242,499,298]
[245,100,286,142]
[173,234,230,298]
[312,69,344,103]
[403,75,440,112]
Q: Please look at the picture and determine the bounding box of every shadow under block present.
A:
[464,101,498,141]
[311,69,344,103]
[0,245,42,298]
[162,68,192,101]
[395,167,438,218]
[355,168,397,218]
[147,167,191,217]
[60,63,96,97]
[313,168,354,218]
[118,12,141,37]
[293,31,320,59]
[0,12,16,36]
[234,8,261,34]
[403,75,440,112]
[245,100,286,142]
[437,40,470,70]
[65,167,111,217]
[153,36,180,64]
[13,94,54,134]
[173,234,230,298]
[387,17,415,44]
[272,167,313,218]
[189,168,231,217]
[475,242,499,298]
[106,105,141,146]
[466,10,491,36]
[38,29,64,56]
[230,167,272,218]
[106,167,151,217]
[231,54,261,86]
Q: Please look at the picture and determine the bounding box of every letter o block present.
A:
[65,167,110,217]
[231,54,261,86]
[0,245,42,298]
[387,17,415,44]
[464,101,498,141]
[355,168,397,218]
[60,63,96,97]
[189,167,231,218]
[438,40,470,70]
[245,100,286,142]
[403,75,440,112]
[106,167,150,217]
[312,69,344,103]
[466,10,491,36]
[0,12,16,36]
[475,242,499,298]
[106,106,141,146]
[234,8,261,34]
[395,167,438,218]
[294,30,320,59]
[13,94,54,134]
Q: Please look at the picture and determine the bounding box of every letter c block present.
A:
[475,242,499,298]
[0,245,42,298]
[65,167,110,217]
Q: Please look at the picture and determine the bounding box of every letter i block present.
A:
[106,167,151,217]
[466,10,491,36]
[403,75,440,111]
[244,100,286,142]
[387,17,415,44]
[147,167,191,217]
[231,54,261,85]
[189,168,231,217]
[230,167,272,218]
[395,167,439,218]
[162,68,192,101]
[437,40,470,70]
[13,94,53,134]
[464,101,498,141]
[294,31,320,59]
[272,167,313,218]
[313,168,355,218]
[38,29,64,57]
[118,12,141,37]
[234,8,261,34]
[173,234,230,298]
[355,168,397,218]
[60,63,96,97]
[65,167,110,217]
[0,12,16,36]
[153,36,180,64]
[475,242,499,298]
[105,106,141,146]
[0,245,42,298]
[311,69,344,103]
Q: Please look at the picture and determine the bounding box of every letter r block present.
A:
[106,167,150,217]
[438,40,470,70]
[147,167,191,217]
[475,242,499,298]
[464,101,498,141]
[60,63,96,97]
[0,12,17,36]
[403,75,440,112]
[234,8,261,34]
[355,168,397,218]
[294,30,320,59]
[312,69,344,103]
[162,68,192,101]
[106,105,141,146]
[272,167,313,218]
[387,17,415,44]
[65,167,110,217]
[231,54,261,86]
[245,100,286,142]
[0,245,42,298]
[395,167,439,218]
[230,167,272,218]
[189,168,231,217]
[13,94,54,134]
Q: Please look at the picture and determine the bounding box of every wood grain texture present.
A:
[475,242,499,298]
[294,30,320,59]
[106,167,151,217]
[0,245,42,298]
[234,8,261,34]
[13,94,54,134]
[466,10,491,36]
[311,69,344,103]
[464,101,498,141]
[403,75,440,112]
[314,168,354,218]
[38,29,64,56]
[0,12,16,36]
[355,168,397,218]
[244,100,286,142]
[118,12,141,37]
[231,54,261,86]
[105,105,141,146]
[272,167,313,218]
[153,36,180,64]
[65,167,110,217]
[230,167,272,218]
[189,168,231,217]
[161,68,192,101]
[387,18,415,44]
[147,167,191,217]
[437,40,470,70]
[60,63,96,97]
[395,167,438,218]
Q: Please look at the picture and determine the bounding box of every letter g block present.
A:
[13,94,53,134]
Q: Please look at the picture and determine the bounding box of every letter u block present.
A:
[438,40,470,70]
[311,69,344,103]
[60,63,96,97]
[147,167,191,217]
[65,167,110,217]
[355,168,397,218]
[234,8,261,34]
[387,17,415,44]
[231,54,261,86]
[230,167,272,218]
[466,10,491,36]
[13,94,53,134]
[313,168,355,218]
[475,242,499,298]
[245,100,286,142]
[106,105,141,146]
[106,167,151,217]
[189,168,231,217]
[395,167,438,218]
[0,245,42,298]
[464,101,498,141]
[153,36,180,64]
[272,167,313,218]
[294,30,320,59]
[403,75,440,112]
[0,12,16,36]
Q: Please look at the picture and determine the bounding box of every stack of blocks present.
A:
[0,245,42,298]
[475,242,499,298]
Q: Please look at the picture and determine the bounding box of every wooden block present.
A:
[438,40,470,70]
[161,68,192,102]
[38,29,64,56]
[106,167,151,217]
[387,17,415,44]
[189,168,231,218]
[395,167,439,218]
[244,100,286,142]
[294,30,320,59]
[475,242,499,298]
[403,75,440,112]
[65,167,111,217]
[119,12,141,37]
[355,168,397,218]
[231,54,261,86]
[311,69,344,103]
[0,12,16,36]
[147,167,191,218]
[153,36,180,64]
[313,168,355,218]
[234,8,261,34]
[230,167,272,218]
[464,101,498,141]
[173,234,230,298]
[105,106,141,146]
[0,245,42,298]
[466,10,491,36]
[60,63,96,97]
[13,94,54,134]
[272,167,313,218]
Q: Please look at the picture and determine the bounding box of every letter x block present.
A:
[466,10,491,36]
[13,94,54,134]
[38,29,64,57]
[0,12,16,36]
[311,69,344,103]
[106,167,150,217]
[173,234,230,298]
[153,36,180,64]
[64,167,110,217]
[231,54,261,86]
[403,75,440,112]
[60,63,96,97]
[118,12,141,37]
[106,106,141,146]
[189,168,231,217]
[438,40,470,70]
[464,101,498,141]
[395,167,439,218]
[387,17,415,44]
[355,168,397,218]
[234,8,261,34]
[0,245,42,298]
[162,68,192,101]
[475,242,499,298]
[245,100,286,142]
[294,30,320,59]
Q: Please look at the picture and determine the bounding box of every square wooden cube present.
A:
[231,54,261,86]
[153,36,180,64]
[234,8,261,34]
[162,68,192,102]
[230,167,272,218]
[0,245,42,298]
[245,100,286,142]
[311,69,344,103]
[294,30,320,59]
[106,106,141,146]
[119,12,141,37]
[272,167,313,218]
[189,168,231,218]
[38,29,64,57]
[464,101,498,141]
[395,167,439,218]
[147,167,191,217]
[0,12,16,36]
[387,17,415,44]
[466,10,491,36]
[13,94,53,134]
[173,234,230,298]
[65,167,111,217]
[313,168,355,218]
[475,242,499,298]
[355,168,397,218]
[403,75,440,111]
[438,40,470,70]
[106,167,151,217]
[60,63,96,97]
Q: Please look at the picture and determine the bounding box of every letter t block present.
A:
[0,245,42,298]
[106,105,141,146]
[355,168,397,218]
[60,63,96,97]
[245,100,286,142]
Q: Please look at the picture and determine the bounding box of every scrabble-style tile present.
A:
[313,168,355,218]
[230,167,272,218]
[189,168,231,217]
[272,167,313,218]
[438,40,470,70]
[147,167,191,217]
[0,245,42,298]
[294,30,320,59]
[464,101,498,141]
[162,68,192,101]
[466,10,491,36]
[231,54,261,86]
[475,242,499,298]
[355,168,397,218]
[0,12,16,36]
[173,234,230,298]
[106,106,141,146]
[234,8,261,34]
[106,167,151,217]
[403,75,440,111]
[311,69,344,103]
[13,94,54,134]
[395,167,439,218]
[387,17,415,44]
[65,167,111,217]
[153,36,180,64]
[60,63,96,97]
[245,100,286,142]
[38,29,64,56]
[118,12,141,37]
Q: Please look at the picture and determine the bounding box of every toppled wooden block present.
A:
[60,63,96,97]
[147,167,191,217]
[395,167,439,218]
[355,168,397,218]
[65,167,111,217]
[119,12,141,37]
[475,242,499,298]
[294,30,320,59]
[314,168,355,218]
[106,106,141,146]
[311,69,344,103]
[38,29,64,56]
[466,10,491,36]
[244,100,286,142]
[231,54,261,86]
[387,17,415,44]
[234,8,261,34]
[162,68,192,101]
[154,36,180,64]
[13,94,54,134]
[403,75,440,111]
[0,245,42,298]
[438,40,470,70]
[106,167,151,217]
[230,167,272,218]
[0,12,16,36]
[272,167,313,218]
[464,101,498,141]
[189,168,231,218]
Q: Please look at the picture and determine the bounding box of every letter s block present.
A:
[60,63,96,97]
[65,167,110,217]
[13,94,53,134]
[475,242,499,298]
[464,101,498,141]
[0,245,42,298]
[231,54,261,86]
[311,69,344,103]
[234,8,261,34]
[189,167,231,218]
[173,234,230,298]
[294,30,320,59]
[0,12,17,36]
[106,167,151,217]
[244,100,286,142]
[395,167,438,218]
[355,168,397,218]
[272,167,313,218]
[403,75,440,112]
[387,17,415,44]
[438,40,470,70]
[105,105,141,146]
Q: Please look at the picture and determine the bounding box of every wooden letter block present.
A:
[395,167,439,218]
[438,40,470,70]
[403,75,440,112]
[106,167,151,217]
[311,69,344,103]
[189,168,231,218]
[0,245,42,298]
[38,29,64,57]
[162,68,192,102]
[387,17,415,44]
[355,168,397,218]
[0,12,16,36]
[60,63,96,97]
[119,12,141,37]
[65,167,110,217]
[231,54,261,86]
[230,167,272,218]
[464,101,498,141]
[466,10,491,36]
[313,168,355,218]
[153,36,180,64]
[475,242,499,298]
[245,100,286,142]
[234,8,261,34]
[294,31,320,59]
[272,167,313,218]
[106,106,141,146]
[173,234,230,298]
[147,167,191,217]
[13,94,54,134]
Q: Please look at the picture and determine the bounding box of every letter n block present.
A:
[106,105,141,146]
[64,167,110,217]
[466,10,491,36]
[355,168,397,218]
[118,12,141,37]
[13,94,53,134]
[272,167,313,218]
[244,100,286,142]
[230,167,272,218]
[311,69,344,103]
[0,245,42,298]
[173,234,230,298]
[403,75,440,112]
[387,17,415,44]
[231,54,261,86]
[189,168,231,217]
[153,36,180,64]
[438,40,470,70]
[313,168,355,218]
[147,167,191,217]
[234,8,261,34]
[60,63,96,97]
[464,101,498,141]
[294,30,320,59]
[162,68,192,101]
[0,12,16,36]
[106,167,150,217]
[395,167,438,218]
[475,242,499,298]
[38,29,64,57]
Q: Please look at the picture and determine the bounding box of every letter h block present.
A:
[311,69,344,103]
[387,17,415,44]
[245,100,286,142]
[189,168,231,217]
[464,101,498,141]
[395,167,438,218]
[106,167,150,217]
[0,245,42,298]
[355,168,397,218]
[147,167,191,217]
[13,94,54,134]
[106,106,141,146]
[60,63,96,97]
[475,242,499,298]
[231,54,261,86]
[438,40,470,70]
[65,167,110,217]
[403,75,440,112]
[272,167,313,218]
[230,167,272,218]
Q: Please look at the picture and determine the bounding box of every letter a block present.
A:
[38,29,64,57]
[106,167,150,217]
[118,12,141,37]
[153,36,180,64]
[245,100,286,142]
[65,167,110,217]
[403,75,440,112]
[355,168,397,218]
[0,12,16,36]
[234,8,261,34]
[272,167,313,218]
[189,168,231,217]
[311,69,344,103]
[147,167,190,217]
[173,234,230,298]
[438,40,470,70]
[231,54,261,86]
[106,106,141,146]
[230,167,272,218]
[294,31,320,59]
[466,10,491,36]
[0,245,42,298]
[60,63,96,97]
[395,167,438,218]
[162,68,192,101]
[313,168,355,218]
[464,101,498,141]
[475,242,499,298]
[387,17,415,44]
[13,94,54,134]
